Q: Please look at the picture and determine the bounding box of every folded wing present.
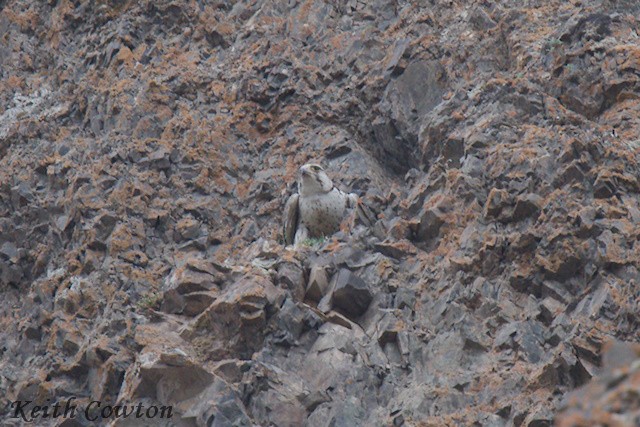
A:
[283,193,299,245]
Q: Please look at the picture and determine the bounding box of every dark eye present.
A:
[312,165,321,171]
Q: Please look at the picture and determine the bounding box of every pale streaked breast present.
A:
[298,189,348,238]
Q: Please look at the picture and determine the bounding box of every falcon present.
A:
[283,164,360,246]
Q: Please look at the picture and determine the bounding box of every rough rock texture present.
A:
[556,341,640,427]
[1,1,639,426]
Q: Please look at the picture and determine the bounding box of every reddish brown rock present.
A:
[1,1,639,426]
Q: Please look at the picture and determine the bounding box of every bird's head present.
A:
[298,163,333,196]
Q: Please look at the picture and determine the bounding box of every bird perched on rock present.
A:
[283,163,362,246]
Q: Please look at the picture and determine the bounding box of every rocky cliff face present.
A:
[1,1,639,426]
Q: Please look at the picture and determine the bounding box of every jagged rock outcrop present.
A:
[1,1,639,426]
